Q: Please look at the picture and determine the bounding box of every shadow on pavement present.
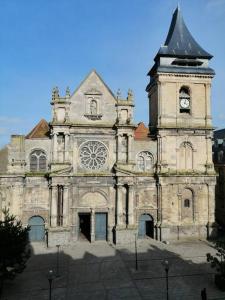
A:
[2,239,225,300]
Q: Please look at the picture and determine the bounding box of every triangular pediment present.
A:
[50,166,73,176]
[69,70,117,124]
[114,165,135,176]
[72,70,115,99]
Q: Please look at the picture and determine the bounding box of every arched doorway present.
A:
[138,214,154,238]
[28,216,45,241]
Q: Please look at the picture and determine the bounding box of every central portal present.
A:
[79,213,91,241]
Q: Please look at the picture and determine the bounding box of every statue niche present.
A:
[84,97,102,120]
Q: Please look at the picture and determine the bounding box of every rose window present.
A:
[80,141,107,170]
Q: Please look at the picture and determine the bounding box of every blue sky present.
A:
[0,0,225,147]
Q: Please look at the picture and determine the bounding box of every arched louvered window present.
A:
[30,150,47,172]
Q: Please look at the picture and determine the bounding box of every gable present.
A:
[69,70,117,125]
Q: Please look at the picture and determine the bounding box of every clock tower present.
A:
[146,7,217,240]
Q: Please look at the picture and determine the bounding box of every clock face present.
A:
[180,98,190,109]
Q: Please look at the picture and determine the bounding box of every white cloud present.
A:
[0,116,23,124]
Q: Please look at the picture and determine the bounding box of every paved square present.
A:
[2,239,225,299]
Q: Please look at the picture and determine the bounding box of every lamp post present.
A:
[47,270,54,300]
[56,244,60,277]
[134,233,138,270]
[162,260,170,300]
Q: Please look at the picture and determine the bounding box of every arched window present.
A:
[30,150,47,172]
[90,99,97,115]
[179,86,191,113]
[137,151,154,172]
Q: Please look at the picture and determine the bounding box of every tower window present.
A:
[179,87,191,113]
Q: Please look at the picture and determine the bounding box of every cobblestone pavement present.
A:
[2,238,225,300]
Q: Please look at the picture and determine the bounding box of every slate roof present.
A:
[156,6,212,60]
[26,119,50,139]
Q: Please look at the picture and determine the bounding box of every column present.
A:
[157,134,162,172]
[90,209,95,242]
[53,133,58,162]
[116,184,123,226]
[177,192,182,223]
[207,184,215,224]
[128,184,134,225]
[116,134,122,162]
[63,186,69,227]
[64,133,70,162]
[128,134,133,163]
[50,185,58,227]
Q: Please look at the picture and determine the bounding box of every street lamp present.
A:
[47,269,54,300]
[161,260,170,300]
[56,244,60,277]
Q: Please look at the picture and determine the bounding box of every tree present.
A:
[0,209,30,295]
[207,239,225,291]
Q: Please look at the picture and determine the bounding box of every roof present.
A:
[156,6,212,60]
[26,119,50,139]
[134,122,149,139]
[214,129,225,139]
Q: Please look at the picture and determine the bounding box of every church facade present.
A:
[0,8,217,246]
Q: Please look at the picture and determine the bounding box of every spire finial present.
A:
[116,88,121,99]
[66,86,70,98]
[127,89,133,101]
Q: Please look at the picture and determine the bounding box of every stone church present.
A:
[0,7,217,246]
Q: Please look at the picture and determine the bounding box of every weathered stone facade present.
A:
[0,7,217,245]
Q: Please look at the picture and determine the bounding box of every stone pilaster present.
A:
[116,134,122,162]
[128,134,133,163]
[50,185,58,227]
[63,186,69,226]
[116,184,123,226]
[128,184,134,225]
[53,133,58,162]
[65,133,70,162]
[90,209,95,242]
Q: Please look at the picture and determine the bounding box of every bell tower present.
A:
[146,7,217,240]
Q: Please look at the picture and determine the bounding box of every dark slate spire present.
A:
[156,6,212,59]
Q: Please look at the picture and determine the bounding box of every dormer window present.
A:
[179,87,190,113]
